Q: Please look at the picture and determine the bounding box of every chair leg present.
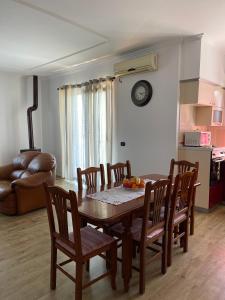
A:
[137,245,140,254]
[86,260,90,272]
[81,218,87,228]
[139,247,145,294]
[50,244,57,290]
[190,205,194,235]
[174,225,179,245]
[75,262,83,300]
[167,228,173,267]
[161,233,167,275]
[132,242,137,258]
[110,243,117,290]
[184,219,189,253]
[179,222,185,248]
[103,228,110,270]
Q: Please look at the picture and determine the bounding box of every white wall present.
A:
[116,43,180,175]
[42,41,181,176]
[0,71,42,165]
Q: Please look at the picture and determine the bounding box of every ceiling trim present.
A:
[12,0,109,41]
[29,41,107,71]
[46,38,184,79]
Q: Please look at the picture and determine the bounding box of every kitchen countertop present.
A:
[178,145,213,152]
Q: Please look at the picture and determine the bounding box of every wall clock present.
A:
[131,80,153,107]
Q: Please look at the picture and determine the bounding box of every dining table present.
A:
[76,174,168,292]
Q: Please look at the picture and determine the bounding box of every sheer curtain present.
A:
[59,78,115,181]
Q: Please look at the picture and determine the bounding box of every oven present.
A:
[210,148,225,183]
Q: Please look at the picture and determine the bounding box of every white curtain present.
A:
[59,78,115,180]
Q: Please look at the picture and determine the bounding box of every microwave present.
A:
[184,131,211,147]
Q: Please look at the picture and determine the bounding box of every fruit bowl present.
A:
[123,177,145,190]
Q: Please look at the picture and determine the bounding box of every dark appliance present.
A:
[209,147,225,208]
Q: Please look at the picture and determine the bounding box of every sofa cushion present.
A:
[10,170,25,180]
[0,180,12,200]
[20,170,32,178]
[13,151,39,169]
[28,153,56,173]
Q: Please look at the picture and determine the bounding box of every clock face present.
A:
[131,80,153,107]
[135,85,146,101]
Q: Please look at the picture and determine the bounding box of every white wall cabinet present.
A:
[193,85,225,126]
[180,35,225,86]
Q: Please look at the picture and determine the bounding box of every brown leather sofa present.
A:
[0,151,56,215]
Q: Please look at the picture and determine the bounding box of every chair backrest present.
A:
[169,170,197,223]
[107,160,131,185]
[141,179,171,245]
[45,184,82,258]
[169,159,199,178]
[77,164,105,191]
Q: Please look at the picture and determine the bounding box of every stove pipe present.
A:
[27,75,38,149]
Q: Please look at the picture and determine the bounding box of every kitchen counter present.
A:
[179,146,225,211]
[178,145,212,152]
[178,146,211,210]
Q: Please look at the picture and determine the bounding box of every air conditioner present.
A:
[114,53,158,77]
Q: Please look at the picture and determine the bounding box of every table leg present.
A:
[122,215,133,292]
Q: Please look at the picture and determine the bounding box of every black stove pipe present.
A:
[27,75,38,149]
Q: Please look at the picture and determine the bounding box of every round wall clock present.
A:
[131,80,153,107]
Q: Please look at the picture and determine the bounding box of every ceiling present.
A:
[1,0,225,75]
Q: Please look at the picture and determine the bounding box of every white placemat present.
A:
[88,179,155,205]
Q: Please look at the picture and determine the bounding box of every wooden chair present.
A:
[77,164,105,191]
[109,179,172,294]
[77,165,106,232]
[107,160,131,185]
[44,185,117,300]
[167,170,197,267]
[169,159,199,235]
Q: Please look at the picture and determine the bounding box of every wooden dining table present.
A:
[77,174,167,292]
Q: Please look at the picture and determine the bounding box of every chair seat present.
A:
[109,218,164,242]
[174,212,187,225]
[132,218,164,242]
[109,218,145,236]
[56,226,115,258]
[0,180,12,200]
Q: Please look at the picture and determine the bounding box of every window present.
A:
[59,79,114,180]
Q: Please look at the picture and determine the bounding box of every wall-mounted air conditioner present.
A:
[114,53,158,77]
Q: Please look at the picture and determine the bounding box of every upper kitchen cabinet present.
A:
[213,87,224,108]
[181,35,225,85]
[196,105,223,126]
[180,79,223,106]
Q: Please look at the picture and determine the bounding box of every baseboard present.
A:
[195,206,210,213]
[195,203,223,213]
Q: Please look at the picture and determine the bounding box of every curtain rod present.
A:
[57,76,115,90]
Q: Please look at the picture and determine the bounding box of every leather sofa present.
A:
[0,151,56,215]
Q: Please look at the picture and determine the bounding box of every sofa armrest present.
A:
[0,164,14,180]
[11,171,51,189]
